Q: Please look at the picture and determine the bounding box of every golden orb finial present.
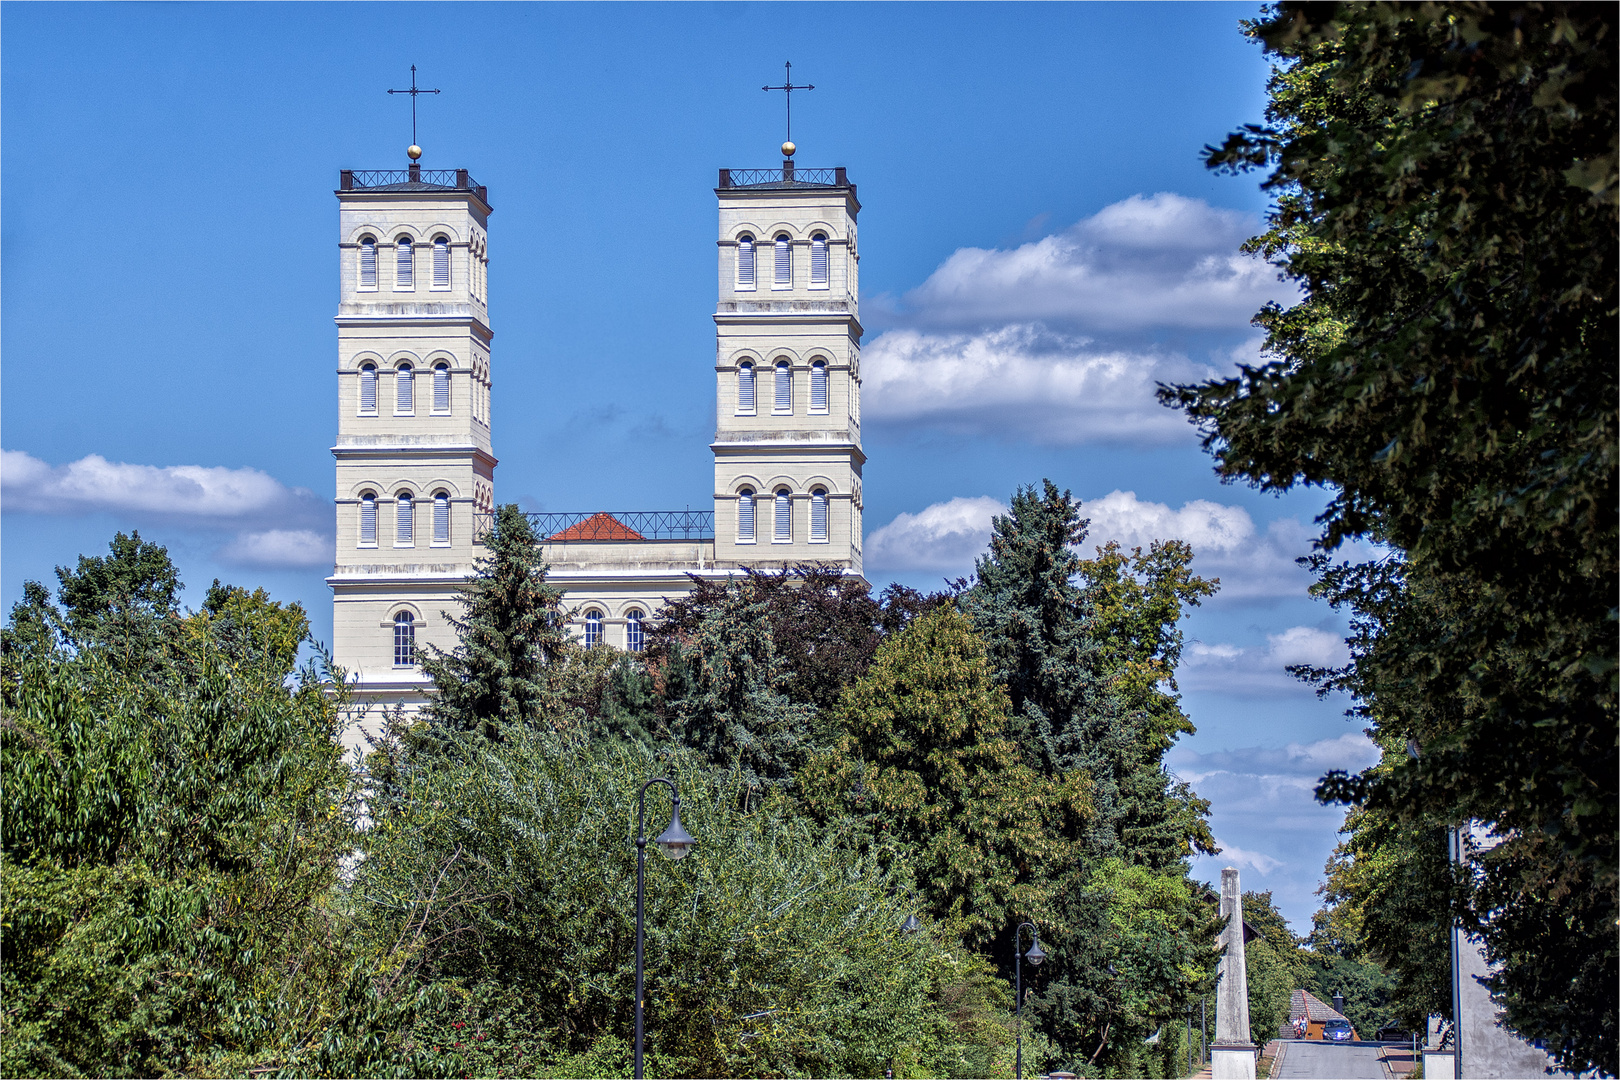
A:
[407,144,423,161]
[781,140,796,158]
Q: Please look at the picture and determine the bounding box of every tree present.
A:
[419,504,571,741]
[800,607,1089,951]
[1164,5,1616,1071]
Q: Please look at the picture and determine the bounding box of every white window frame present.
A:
[773,488,792,543]
[809,360,828,414]
[625,608,644,653]
[809,234,829,290]
[737,488,756,543]
[736,234,756,291]
[395,364,414,415]
[394,491,414,547]
[432,363,451,414]
[772,234,792,290]
[393,611,416,667]
[432,491,451,546]
[736,361,756,415]
[394,236,414,291]
[773,361,792,415]
[358,236,378,291]
[359,492,378,547]
[358,362,378,415]
[584,609,604,649]
[810,488,829,543]
[431,236,451,290]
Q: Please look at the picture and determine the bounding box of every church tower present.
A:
[328,162,494,711]
[712,155,864,576]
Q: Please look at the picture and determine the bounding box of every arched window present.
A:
[736,361,756,415]
[773,234,792,289]
[774,360,792,414]
[393,611,416,666]
[395,490,414,546]
[359,491,378,546]
[359,362,378,414]
[432,362,450,413]
[810,488,829,542]
[584,609,604,649]
[395,236,414,290]
[809,360,828,414]
[625,609,644,653]
[810,233,829,289]
[432,490,451,545]
[432,236,450,289]
[736,233,756,290]
[396,363,414,414]
[359,236,378,290]
[774,487,792,543]
[737,487,756,542]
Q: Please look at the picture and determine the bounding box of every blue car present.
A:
[1323,1019,1354,1042]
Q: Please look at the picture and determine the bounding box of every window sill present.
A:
[809,538,829,545]
[394,412,415,418]
[735,285,756,292]
[430,410,451,417]
[357,542,378,549]
[808,284,830,291]
[735,410,757,417]
[808,409,829,416]
[735,538,757,545]
[772,538,793,545]
[771,409,792,416]
[430,541,452,548]
[357,286,379,293]
[358,410,378,417]
[771,285,792,292]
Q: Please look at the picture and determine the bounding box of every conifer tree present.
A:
[420,504,569,741]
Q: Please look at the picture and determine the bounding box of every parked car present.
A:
[1323,1018,1355,1042]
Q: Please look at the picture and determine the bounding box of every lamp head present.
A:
[1025,938,1046,967]
[900,914,923,935]
[655,801,696,861]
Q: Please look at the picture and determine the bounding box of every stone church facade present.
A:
[328,156,867,714]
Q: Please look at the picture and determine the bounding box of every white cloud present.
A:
[216,529,330,568]
[2,449,318,524]
[866,496,1006,573]
[1178,626,1351,698]
[898,193,1296,332]
[1214,841,1283,875]
[862,324,1212,446]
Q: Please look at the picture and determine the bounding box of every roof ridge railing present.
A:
[473,509,716,542]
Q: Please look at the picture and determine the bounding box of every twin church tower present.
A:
[329,151,868,711]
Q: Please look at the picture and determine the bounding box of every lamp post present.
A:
[1014,922,1045,1080]
[634,778,696,1080]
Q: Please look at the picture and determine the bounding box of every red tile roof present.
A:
[547,512,646,542]
[1289,989,1349,1023]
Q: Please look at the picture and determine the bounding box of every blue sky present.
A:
[1,2,1377,932]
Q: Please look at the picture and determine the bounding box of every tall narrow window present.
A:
[736,234,756,290]
[774,488,792,542]
[774,361,792,414]
[359,491,378,546]
[810,234,828,288]
[393,611,416,666]
[432,236,450,288]
[625,609,644,652]
[737,487,756,542]
[810,488,829,542]
[395,490,414,546]
[432,491,450,545]
[809,360,828,414]
[359,362,378,414]
[584,609,603,649]
[359,236,378,289]
[396,364,414,414]
[773,234,792,289]
[432,363,450,413]
[736,361,756,415]
[395,237,414,290]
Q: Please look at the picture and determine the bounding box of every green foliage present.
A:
[420,503,571,741]
[356,726,1018,1078]
[1166,5,1616,1071]
[801,607,1090,951]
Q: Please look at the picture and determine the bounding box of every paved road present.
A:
[1272,1039,1386,1079]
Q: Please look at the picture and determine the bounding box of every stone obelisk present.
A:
[1211,866,1256,1079]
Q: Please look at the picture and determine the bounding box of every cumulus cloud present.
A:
[1214,842,1283,876]
[216,529,331,569]
[2,449,320,525]
[862,325,1212,446]
[866,495,1006,572]
[896,193,1296,333]
[1179,626,1350,698]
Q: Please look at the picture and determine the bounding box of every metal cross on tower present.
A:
[762,61,814,150]
[388,65,441,150]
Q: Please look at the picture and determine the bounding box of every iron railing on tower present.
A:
[339,166,489,206]
[718,165,849,190]
[472,510,716,544]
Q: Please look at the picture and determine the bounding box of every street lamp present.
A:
[1015,922,1045,1080]
[634,777,696,1080]
[900,913,923,935]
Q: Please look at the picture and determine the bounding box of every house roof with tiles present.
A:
[1289,989,1349,1023]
